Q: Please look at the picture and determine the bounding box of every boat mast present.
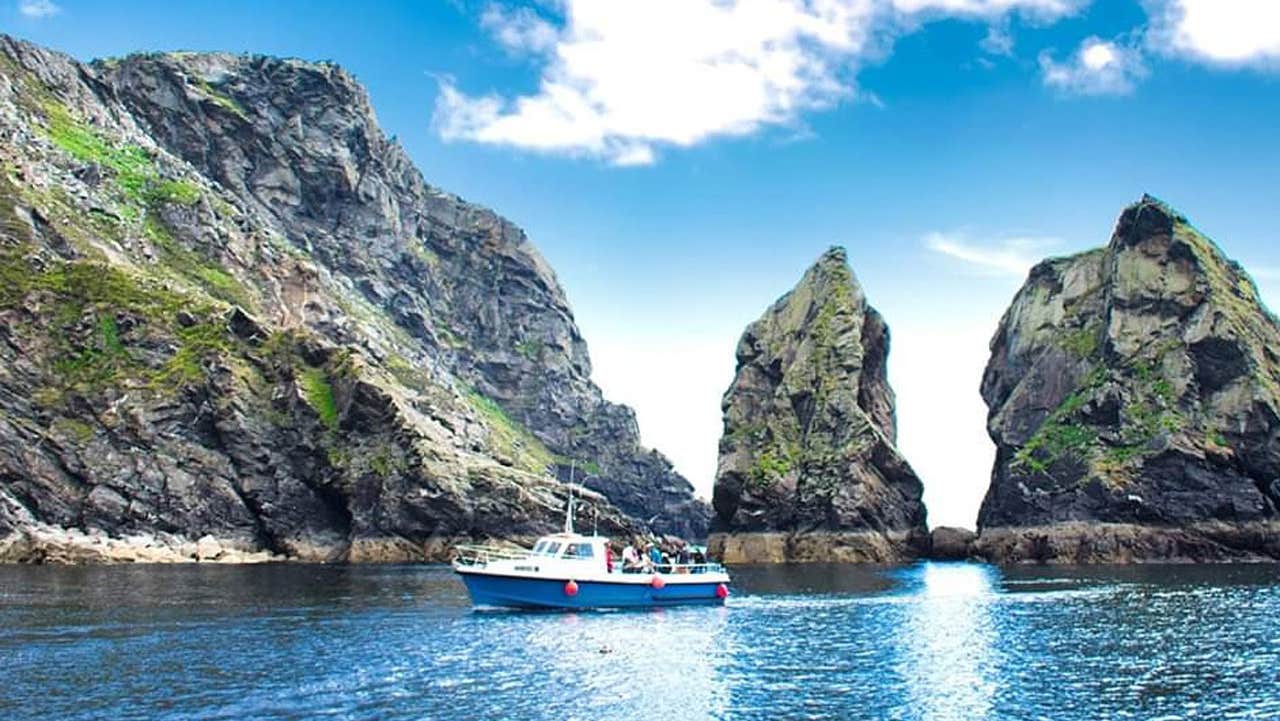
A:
[563,459,576,534]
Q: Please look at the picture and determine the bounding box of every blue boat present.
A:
[454,532,731,610]
[453,489,731,610]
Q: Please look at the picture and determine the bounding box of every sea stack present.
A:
[976,196,1280,563]
[709,248,928,563]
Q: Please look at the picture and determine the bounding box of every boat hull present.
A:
[457,570,728,610]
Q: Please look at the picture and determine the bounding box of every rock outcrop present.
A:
[928,527,977,561]
[976,196,1280,563]
[0,35,705,563]
[709,248,928,563]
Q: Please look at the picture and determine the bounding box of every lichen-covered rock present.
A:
[709,248,928,563]
[0,35,698,563]
[976,196,1280,563]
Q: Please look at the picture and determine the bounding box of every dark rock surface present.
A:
[0,36,703,563]
[976,196,1280,563]
[928,526,977,561]
[708,248,928,563]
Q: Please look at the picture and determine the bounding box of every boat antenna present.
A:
[564,459,576,534]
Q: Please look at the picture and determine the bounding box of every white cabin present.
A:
[519,533,610,574]
[456,532,615,580]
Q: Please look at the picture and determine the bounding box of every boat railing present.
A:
[452,544,530,567]
[617,562,726,575]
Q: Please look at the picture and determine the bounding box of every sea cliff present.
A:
[0,36,707,563]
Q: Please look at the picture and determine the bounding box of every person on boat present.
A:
[605,543,614,573]
[691,548,707,573]
[647,543,662,572]
[675,545,691,574]
[621,544,641,573]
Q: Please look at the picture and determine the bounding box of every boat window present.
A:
[542,542,562,557]
[532,541,547,554]
[562,544,595,559]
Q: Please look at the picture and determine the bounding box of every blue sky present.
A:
[6,0,1279,528]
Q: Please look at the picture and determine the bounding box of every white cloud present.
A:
[18,0,60,18]
[980,24,1015,55]
[438,0,888,166]
[893,0,1081,20]
[925,232,1059,277]
[481,4,560,56]
[1146,0,1280,67]
[1039,36,1148,95]
[436,0,1089,165]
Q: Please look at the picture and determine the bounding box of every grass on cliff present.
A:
[1013,353,1187,483]
[143,215,250,308]
[300,367,339,430]
[804,262,856,404]
[465,388,554,474]
[0,234,342,435]
[515,339,542,361]
[1173,223,1280,399]
[748,447,793,489]
[35,101,254,310]
[0,236,239,398]
[1059,324,1101,360]
[194,79,248,120]
[43,102,201,209]
[552,455,602,476]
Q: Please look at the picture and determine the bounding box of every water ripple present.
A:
[2,563,1279,721]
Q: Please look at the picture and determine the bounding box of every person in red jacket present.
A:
[605,543,614,573]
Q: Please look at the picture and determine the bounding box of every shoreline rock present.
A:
[708,530,928,565]
[974,522,1280,564]
[0,523,570,565]
[928,526,977,561]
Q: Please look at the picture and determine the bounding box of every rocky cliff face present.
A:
[977,196,1280,563]
[0,36,705,563]
[709,248,928,562]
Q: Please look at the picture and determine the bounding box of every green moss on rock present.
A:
[299,367,339,430]
[466,388,554,474]
[42,101,201,212]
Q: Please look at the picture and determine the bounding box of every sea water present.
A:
[2,562,1278,720]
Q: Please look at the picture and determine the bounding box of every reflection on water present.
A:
[896,563,999,721]
[452,606,732,721]
[2,562,1279,720]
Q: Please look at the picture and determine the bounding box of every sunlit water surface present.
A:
[2,562,1279,720]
